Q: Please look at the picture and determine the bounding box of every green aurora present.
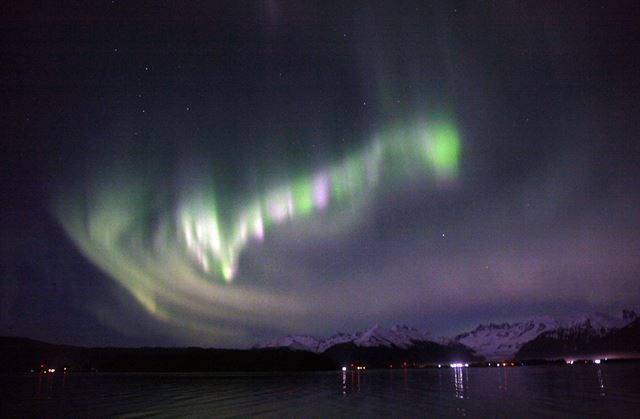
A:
[54,117,460,336]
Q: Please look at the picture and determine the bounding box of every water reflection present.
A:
[499,368,509,391]
[35,373,56,401]
[453,367,467,400]
[5,365,640,418]
[341,369,364,394]
[597,366,605,397]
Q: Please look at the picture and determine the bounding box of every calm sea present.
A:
[2,364,640,418]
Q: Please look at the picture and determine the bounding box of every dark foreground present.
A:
[0,336,337,373]
[3,363,640,418]
[0,336,480,373]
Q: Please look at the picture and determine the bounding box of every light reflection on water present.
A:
[453,367,466,399]
[452,367,468,417]
[597,366,605,397]
[2,364,640,418]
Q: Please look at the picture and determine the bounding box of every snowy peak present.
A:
[254,308,638,359]
[354,324,400,347]
[539,311,630,341]
[254,324,435,353]
[389,324,434,345]
[317,332,354,353]
[557,312,626,335]
[353,324,390,347]
[253,335,321,352]
[453,315,558,360]
[454,309,637,360]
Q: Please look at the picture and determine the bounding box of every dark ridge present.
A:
[0,336,338,373]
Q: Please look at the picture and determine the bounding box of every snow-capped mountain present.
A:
[352,324,433,349]
[555,312,627,335]
[453,310,637,360]
[452,315,558,360]
[516,314,640,360]
[253,335,322,352]
[254,309,638,360]
[254,324,434,353]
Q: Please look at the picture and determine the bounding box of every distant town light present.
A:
[594,359,601,364]
[450,363,468,368]
[342,366,347,371]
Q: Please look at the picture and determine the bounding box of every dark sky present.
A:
[2,1,640,348]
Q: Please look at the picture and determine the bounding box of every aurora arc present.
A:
[54,118,460,339]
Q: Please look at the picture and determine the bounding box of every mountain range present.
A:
[255,324,435,353]
[255,309,640,361]
[516,311,640,360]
[2,309,637,373]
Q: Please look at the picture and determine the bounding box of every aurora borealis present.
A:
[54,118,460,341]
[2,1,640,347]
[59,119,459,284]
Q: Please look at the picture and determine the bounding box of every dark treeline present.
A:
[0,337,337,373]
[0,336,479,372]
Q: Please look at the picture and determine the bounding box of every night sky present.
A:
[2,1,640,348]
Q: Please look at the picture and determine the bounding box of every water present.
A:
[2,364,640,418]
